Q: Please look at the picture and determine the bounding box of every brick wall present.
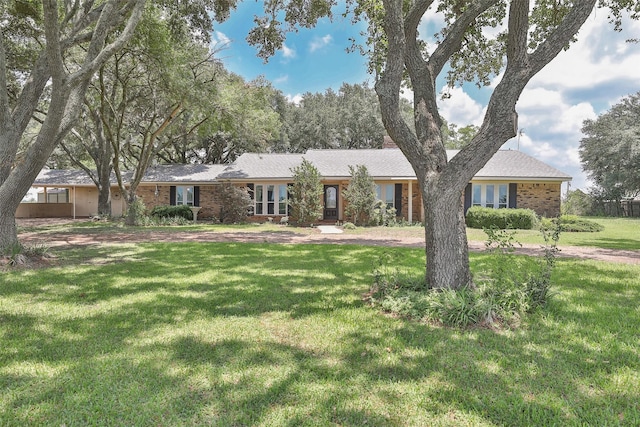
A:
[398,182,421,222]
[136,184,222,220]
[517,182,562,217]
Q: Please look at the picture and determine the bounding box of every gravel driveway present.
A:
[16,218,640,265]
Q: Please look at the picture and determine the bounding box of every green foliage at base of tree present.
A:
[370,223,560,328]
[465,207,537,230]
[288,159,323,225]
[126,198,148,226]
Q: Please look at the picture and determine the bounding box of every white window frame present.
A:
[375,184,395,210]
[472,183,508,209]
[175,186,195,206]
[254,183,289,215]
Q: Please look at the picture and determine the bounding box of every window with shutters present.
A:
[375,185,394,209]
[472,184,509,209]
[175,186,194,206]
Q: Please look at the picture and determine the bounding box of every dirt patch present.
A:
[16,218,640,265]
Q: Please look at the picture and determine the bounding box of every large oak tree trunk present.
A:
[0,204,18,251]
[422,181,472,289]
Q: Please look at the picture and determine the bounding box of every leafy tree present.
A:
[0,0,146,250]
[0,0,228,250]
[343,165,377,226]
[238,0,637,289]
[443,123,480,149]
[289,159,323,225]
[562,189,595,216]
[283,82,385,152]
[580,92,640,204]
[158,74,282,164]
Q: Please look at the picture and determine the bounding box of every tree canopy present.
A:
[580,91,640,200]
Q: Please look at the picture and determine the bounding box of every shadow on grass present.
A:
[574,237,640,251]
[1,244,639,425]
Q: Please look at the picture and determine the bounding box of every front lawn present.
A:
[1,242,638,425]
[347,216,640,251]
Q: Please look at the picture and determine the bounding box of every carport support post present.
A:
[73,186,76,219]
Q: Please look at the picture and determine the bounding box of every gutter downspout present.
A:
[408,180,413,223]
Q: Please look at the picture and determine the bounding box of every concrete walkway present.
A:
[317,225,344,234]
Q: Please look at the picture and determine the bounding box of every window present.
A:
[254,184,289,215]
[375,184,395,210]
[472,184,508,209]
[37,188,69,203]
[175,186,194,206]
[278,185,287,215]
[326,186,337,209]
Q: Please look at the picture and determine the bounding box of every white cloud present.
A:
[286,93,303,105]
[309,34,333,52]
[211,31,231,48]
[437,87,484,126]
[281,43,296,59]
[273,75,289,85]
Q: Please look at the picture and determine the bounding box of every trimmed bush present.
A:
[465,207,537,230]
[150,205,193,220]
[540,215,604,232]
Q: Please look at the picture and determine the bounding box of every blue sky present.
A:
[213,4,640,191]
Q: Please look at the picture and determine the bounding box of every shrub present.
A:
[466,207,537,229]
[126,197,148,226]
[540,215,604,232]
[343,165,377,226]
[342,221,357,230]
[218,182,252,224]
[289,159,324,226]
[371,201,397,226]
[150,205,193,220]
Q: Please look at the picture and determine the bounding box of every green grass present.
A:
[1,242,639,425]
[17,220,314,236]
[473,217,640,250]
[346,217,640,251]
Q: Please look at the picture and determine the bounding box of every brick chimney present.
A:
[382,135,398,149]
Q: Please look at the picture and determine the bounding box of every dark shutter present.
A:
[464,183,472,214]
[394,183,403,217]
[194,186,200,207]
[247,183,255,216]
[287,183,293,216]
[170,186,176,205]
[509,183,517,208]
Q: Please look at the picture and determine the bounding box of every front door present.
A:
[323,185,338,221]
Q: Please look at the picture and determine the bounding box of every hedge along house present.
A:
[21,148,571,221]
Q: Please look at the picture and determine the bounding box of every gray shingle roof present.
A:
[141,164,226,183]
[33,148,571,187]
[305,149,416,178]
[217,153,304,180]
[34,169,97,186]
[462,150,572,180]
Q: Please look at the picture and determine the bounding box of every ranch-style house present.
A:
[20,148,571,222]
